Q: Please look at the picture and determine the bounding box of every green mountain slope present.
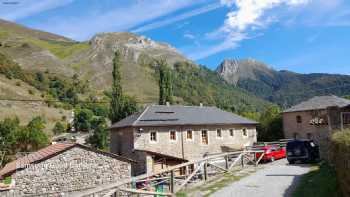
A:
[0,54,70,133]
[217,59,350,108]
[0,19,271,113]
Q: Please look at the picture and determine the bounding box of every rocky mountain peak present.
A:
[216,58,275,85]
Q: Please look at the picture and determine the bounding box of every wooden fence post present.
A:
[254,152,257,167]
[203,162,208,181]
[170,170,175,193]
[225,155,229,170]
[241,155,244,168]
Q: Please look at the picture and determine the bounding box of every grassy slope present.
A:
[0,75,70,134]
[293,163,341,197]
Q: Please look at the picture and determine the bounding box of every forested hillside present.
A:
[217,59,350,108]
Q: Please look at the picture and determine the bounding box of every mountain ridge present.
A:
[216,59,350,107]
[0,19,271,114]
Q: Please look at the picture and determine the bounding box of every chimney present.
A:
[199,103,203,107]
[166,102,170,106]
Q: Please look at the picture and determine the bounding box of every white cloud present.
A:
[132,2,223,33]
[189,0,309,60]
[0,0,75,20]
[184,33,196,39]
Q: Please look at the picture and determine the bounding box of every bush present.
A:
[28,89,34,95]
[52,121,66,135]
[331,130,350,196]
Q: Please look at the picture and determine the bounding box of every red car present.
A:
[255,145,286,162]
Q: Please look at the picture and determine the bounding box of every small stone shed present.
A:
[0,143,134,196]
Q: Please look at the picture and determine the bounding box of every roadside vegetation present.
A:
[330,130,350,196]
[293,163,341,197]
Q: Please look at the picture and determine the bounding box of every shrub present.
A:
[331,130,350,196]
[52,121,66,135]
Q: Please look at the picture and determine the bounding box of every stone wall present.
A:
[1,147,131,196]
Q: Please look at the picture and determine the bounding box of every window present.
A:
[242,128,248,137]
[170,130,176,141]
[201,130,208,145]
[307,133,312,139]
[229,129,234,137]
[216,129,222,138]
[186,130,193,141]
[293,132,299,139]
[296,115,302,123]
[150,131,157,142]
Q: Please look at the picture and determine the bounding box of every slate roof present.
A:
[283,95,350,113]
[110,105,258,129]
[0,143,135,178]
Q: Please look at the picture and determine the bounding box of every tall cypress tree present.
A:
[109,51,138,123]
[110,51,124,123]
[158,59,173,105]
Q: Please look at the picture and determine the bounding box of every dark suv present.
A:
[286,140,320,164]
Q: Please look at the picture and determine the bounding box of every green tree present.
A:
[16,117,49,152]
[52,121,66,135]
[89,117,108,150]
[257,106,284,141]
[109,51,138,123]
[158,59,173,105]
[0,117,19,152]
[74,108,94,132]
[110,51,125,123]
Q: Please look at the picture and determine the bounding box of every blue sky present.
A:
[0,0,350,74]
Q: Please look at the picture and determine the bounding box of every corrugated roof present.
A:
[283,95,350,113]
[0,143,134,178]
[111,105,258,129]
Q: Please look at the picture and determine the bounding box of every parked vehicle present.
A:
[286,139,320,164]
[255,145,286,162]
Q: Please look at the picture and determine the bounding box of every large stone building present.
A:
[282,95,350,158]
[0,143,133,196]
[110,105,258,175]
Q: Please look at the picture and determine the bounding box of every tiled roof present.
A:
[0,143,134,178]
[283,95,350,113]
[110,105,258,129]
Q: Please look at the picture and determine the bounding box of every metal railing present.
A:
[71,150,265,197]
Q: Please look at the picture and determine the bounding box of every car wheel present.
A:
[271,156,275,162]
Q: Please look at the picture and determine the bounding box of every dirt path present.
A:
[211,159,311,197]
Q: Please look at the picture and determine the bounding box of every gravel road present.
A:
[211,159,311,197]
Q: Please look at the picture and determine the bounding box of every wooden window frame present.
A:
[169,130,177,142]
[201,130,209,145]
[229,129,234,137]
[150,131,158,143]
[186,130,194,141]
[242,128,248,138]
[216,128,223,139]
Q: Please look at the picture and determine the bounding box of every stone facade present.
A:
[111,124,257,175]
[283,106,350,159]
[1,146,131,196]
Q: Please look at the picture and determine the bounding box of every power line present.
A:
[0,98,109,104]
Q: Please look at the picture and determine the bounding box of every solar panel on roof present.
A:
[155,111,175,114]
[140,118,179,121]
